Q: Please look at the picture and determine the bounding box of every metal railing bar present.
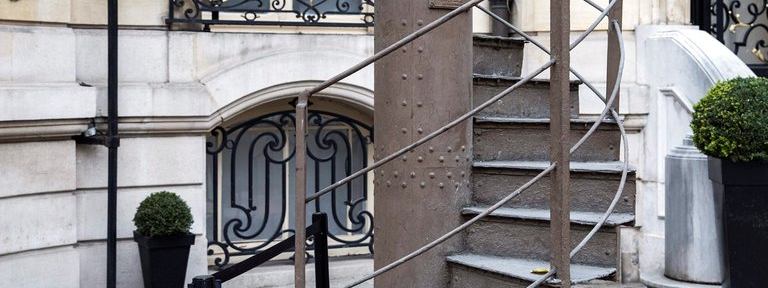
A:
[526,20,627,288]
[302,0,485,98]
[570,0,621,51]
[345,163,558,288]
[582,0,605,12]
[306,59,555,203]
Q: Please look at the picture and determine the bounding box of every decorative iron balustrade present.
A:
[693,0,768,75]
[205,110,374,268]
[167,0,374,30]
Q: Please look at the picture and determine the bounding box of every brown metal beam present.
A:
[294,92,309,288]
[607,0,623,114]
[549,0,571,286]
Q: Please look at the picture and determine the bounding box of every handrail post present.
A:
[607,0,623,116]
[313,213,330,288]
[295,91,310,288]
[550,0,571,286]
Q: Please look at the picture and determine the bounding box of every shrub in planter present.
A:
[690,77,768,288]
[133,191,195,288]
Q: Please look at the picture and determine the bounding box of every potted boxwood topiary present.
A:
[691,76,768,288]
[133,191,195,288]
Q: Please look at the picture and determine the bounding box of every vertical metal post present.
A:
[715,0,724,41]
[313,213,330,288]
[294,92,309,288]
[549,0,570,286]
[106,0,119,287]
[607,0,622,114]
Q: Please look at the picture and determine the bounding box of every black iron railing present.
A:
[189,212,331,288]
[167,0,374,30]
[692,0,768,76]
[205,110,373,268]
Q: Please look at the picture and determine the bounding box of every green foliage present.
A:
[691,77,768,162]
[133,191,193,237]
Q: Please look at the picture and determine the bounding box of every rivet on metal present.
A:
[447,146,453,153]
[417,19,424,26]
[438,182,445,189]
[417,156,423,162]
[455,155,460,162]
[418,46,424,53]
[418,74,424,80]
[461,145,466,151]
[410,172,416,178]
[461,171,466,177]
[386,181,391,187]
[402,47,408,53]
[420,182,426,188]
[439,156,445,163]
[429,172,435,179]
[401,19,407,26]
[429,146,434,153]
[446,172,453,179]
[401,182,407,188]
[455,182,460,188]
[401,128,407,134]
[402,155,408,162]
[393,171,399,178]
[380,170,384,176]
[417,128,424,134]
[623,196,630,203]
[402,74,408,80]
[402,100,408,106]
[417,101,423,107]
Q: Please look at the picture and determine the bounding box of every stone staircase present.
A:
[446,34,637,287]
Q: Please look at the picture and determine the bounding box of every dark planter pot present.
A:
[708,157,768,288]
[134,231,195,288]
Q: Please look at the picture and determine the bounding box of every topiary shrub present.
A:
[691,77,768,162]
[133,191,193,237]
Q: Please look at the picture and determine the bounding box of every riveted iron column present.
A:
[107,0,119,287]
[550,0,570,286]
[294,92,309,288]
[373,0,473,286]
[607,0,622,115]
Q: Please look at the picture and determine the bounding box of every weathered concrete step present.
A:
[473,34,526,77]
[448,254,616,288]
[472,161,636,214]
[463,207,625,268]
[474,117,621,162]
[461,207,635,227]
[473,75,580,119]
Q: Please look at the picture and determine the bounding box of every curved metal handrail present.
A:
[290,1,629,287]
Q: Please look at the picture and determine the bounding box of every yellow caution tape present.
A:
[531,268,549,274]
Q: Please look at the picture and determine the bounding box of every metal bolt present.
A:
[420,182,426,188]
[417,74,424,80]
[623,196,630,203]
[402,74,408,80]
[402,100,408,106]
[455,155,460,162]
[429,172,435,179]
[460,171,466,177]
[429,146,434,153]
[417,128,423,134]
[401,182,407,188]
[401,128,407,134]
[455,182,460,188]
[401,19,407,26]
[417,19,424,26]
[417,101,423,107]
[393,171,399,178]
[417,156,423,162]
[461,145,466,151]
[386,181,391,187]
[410,172,416,178]
[418,46,424,53]
[438,156,445,163]
[402,155,408,162]
[446,172,452,179]
[402,47,408,53]
[380,170,384,176]
[447,146,453,153]
[438,182,444,189]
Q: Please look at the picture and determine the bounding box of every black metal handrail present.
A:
[189,212,331,288]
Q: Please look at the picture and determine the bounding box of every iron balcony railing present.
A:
[166,0,374,30]
[692,0,768,76]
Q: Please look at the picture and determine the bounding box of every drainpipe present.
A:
[489,0,510,37]
[106,0,120,287]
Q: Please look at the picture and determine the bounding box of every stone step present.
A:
[448,254,617,288]
[474,117,621,162]
[472,161,636,214]
[473,75,580,119]
[473,34,526,77]
[462,207,631,268]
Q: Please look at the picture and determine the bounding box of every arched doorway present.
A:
[205,100,374,268]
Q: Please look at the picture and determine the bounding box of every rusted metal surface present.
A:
[606,0,623,113]
[549,0,571,286]
[373,0,472,286]
[294,93,309,288]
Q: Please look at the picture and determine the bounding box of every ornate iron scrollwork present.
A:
[167,0,374,28]
[206,110,374,268]
[706,0,768,64]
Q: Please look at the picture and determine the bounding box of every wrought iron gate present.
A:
[693,0,768,76]
[205,110,374,268]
